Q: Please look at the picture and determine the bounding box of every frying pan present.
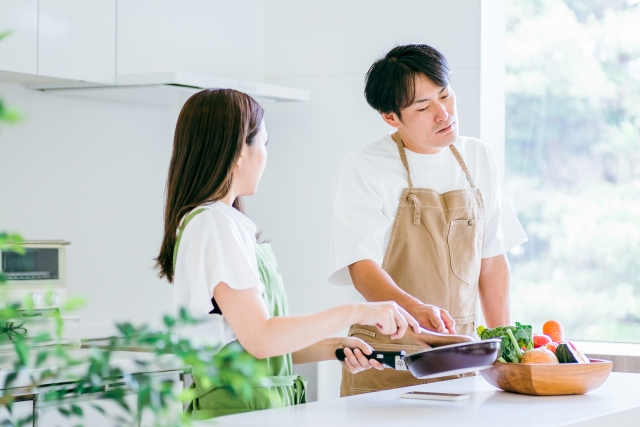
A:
[336,335,501,379]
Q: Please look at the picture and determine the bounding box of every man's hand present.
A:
[407,303,456,334]
[349,260,458,334]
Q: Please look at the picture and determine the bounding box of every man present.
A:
[328,44,528,396]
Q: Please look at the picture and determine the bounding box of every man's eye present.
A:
[441,93,450,99]
[417,107,427,112]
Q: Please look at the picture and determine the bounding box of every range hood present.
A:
[26,72,310,108]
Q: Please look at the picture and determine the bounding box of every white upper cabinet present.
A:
[38,0,116,84]
[1,0,309,106]
[0,0,38,74]
[117,0,264,81]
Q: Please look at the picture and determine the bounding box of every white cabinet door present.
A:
[38,0,116,84]
[0,400,35,427]
[35,392,138,427]
[138,371,184,427]
[0,0,38,74]
[117,0,263,81]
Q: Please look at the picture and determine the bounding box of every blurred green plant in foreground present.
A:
[0,296,266,427]
[0,32,21,126]
[0,29,263,424]
[0,239,265,426]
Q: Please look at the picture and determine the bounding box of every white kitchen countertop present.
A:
[196,372,640,427]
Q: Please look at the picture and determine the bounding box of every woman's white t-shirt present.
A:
[173,202,264,346]
[328,133,528,293]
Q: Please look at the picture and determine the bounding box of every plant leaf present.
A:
[89,403,106,415]
[71,404,83,416]
[61,296,86,311]
[13,338,28,366]
[35,351,49,367]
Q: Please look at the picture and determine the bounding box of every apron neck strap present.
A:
[394,132,414,188]
[394,132,477,189]
[448,144,477,189]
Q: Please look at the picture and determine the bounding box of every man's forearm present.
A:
[348,259,423,311]
[478,254,511,328]
[348,260,455,333]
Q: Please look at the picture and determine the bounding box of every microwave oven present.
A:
[0,240,69,308]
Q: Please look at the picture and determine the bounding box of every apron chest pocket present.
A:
[447,219,484,285]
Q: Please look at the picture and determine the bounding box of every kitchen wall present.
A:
[0,0,504,402]
[0,81,179,335]
[252,0,504,400]
[0,0,265,337]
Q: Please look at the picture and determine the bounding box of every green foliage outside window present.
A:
[505,0,640,342]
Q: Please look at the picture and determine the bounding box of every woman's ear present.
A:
[381,112,401,129]
[234,143,248,172]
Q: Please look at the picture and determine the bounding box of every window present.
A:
[505,0,640,342]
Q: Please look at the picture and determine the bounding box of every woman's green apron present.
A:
[174,208,307,419]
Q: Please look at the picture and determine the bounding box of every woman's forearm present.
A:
[238,305,361,359]
[215,282,416,360]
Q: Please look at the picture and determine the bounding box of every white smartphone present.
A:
[400,391,470,402]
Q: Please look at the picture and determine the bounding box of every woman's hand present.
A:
[337,337,384,374]
[356,301,421,340]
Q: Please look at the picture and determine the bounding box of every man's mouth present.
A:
[437,122,454,134]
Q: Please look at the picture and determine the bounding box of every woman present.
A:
[156,89,419,419]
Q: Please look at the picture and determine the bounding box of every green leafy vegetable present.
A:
[476,322,533,363]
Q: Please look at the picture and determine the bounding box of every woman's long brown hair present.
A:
[156,89,264,282]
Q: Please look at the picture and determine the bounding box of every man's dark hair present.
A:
[364,44,451,118]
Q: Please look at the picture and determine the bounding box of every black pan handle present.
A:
[335,349,406,369]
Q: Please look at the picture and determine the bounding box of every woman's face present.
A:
[234,119,268,196]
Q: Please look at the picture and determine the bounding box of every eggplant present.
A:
[556,343,590,363]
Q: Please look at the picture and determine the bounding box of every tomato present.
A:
[542,320,564,343]
[533,333,552,348]
[545,342,559,353]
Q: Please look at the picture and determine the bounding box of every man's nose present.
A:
[434,102,449,122]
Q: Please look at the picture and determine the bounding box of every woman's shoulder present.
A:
[181,202,257,243]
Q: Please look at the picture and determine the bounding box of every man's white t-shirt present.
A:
[173,202,264,346]
[328,133,528,294]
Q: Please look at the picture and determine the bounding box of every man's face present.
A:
[383,74,458,153]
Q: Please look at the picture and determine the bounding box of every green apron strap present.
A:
[260,374,300,388]
[293,375,307,405]
[173,208,207,270]
[192,375,305,398]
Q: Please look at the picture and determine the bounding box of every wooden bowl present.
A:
[480,359,613,396]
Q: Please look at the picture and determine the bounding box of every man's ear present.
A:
[381,112,401,129]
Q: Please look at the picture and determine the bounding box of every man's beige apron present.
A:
[340,133,485,396]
